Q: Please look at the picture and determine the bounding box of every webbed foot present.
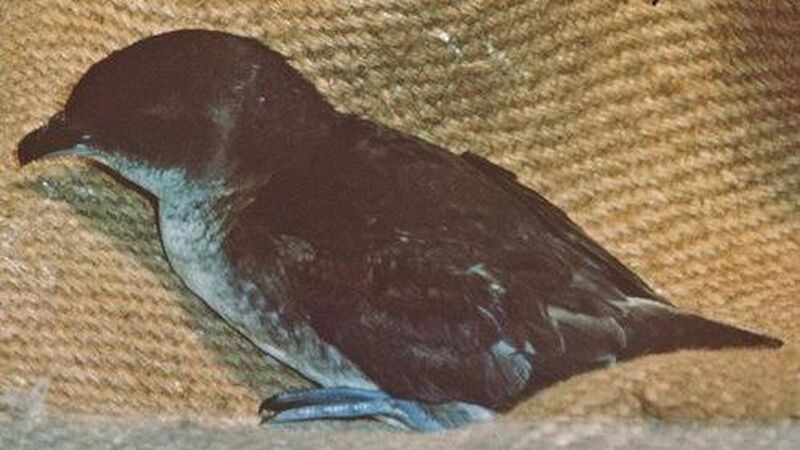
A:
[259,387,491,432]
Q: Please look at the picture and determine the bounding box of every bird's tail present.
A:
[616,297,782,360]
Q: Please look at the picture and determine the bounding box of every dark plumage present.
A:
[18,29,781,431]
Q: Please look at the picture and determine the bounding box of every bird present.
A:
[18,29,782,431]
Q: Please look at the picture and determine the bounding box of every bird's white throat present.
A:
[91,150,229,201]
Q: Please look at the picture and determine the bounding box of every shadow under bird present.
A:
[18,29,782,431]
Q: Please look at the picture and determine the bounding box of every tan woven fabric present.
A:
[1,0,798,424]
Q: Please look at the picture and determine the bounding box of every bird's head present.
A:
[18,29,336,199]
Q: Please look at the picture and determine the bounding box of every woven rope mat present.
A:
[1,0,798,424]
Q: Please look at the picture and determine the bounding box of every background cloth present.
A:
[1,0,798,443]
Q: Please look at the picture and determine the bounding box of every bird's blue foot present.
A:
[259,387,464,432]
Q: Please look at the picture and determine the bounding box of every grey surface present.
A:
[3,416,800,450]
[2,389,798,450]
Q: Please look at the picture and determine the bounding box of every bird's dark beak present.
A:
[18,111,90,166]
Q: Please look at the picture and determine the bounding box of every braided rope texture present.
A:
[1,0,798,422]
